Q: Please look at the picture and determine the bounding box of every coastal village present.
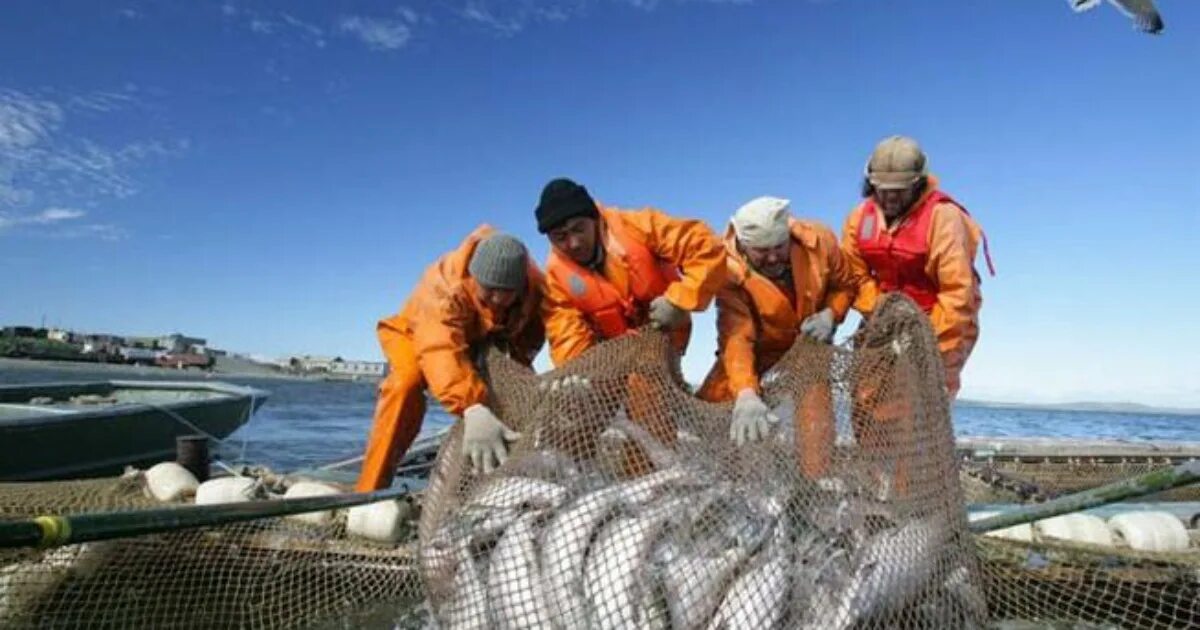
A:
[0,324,386,381]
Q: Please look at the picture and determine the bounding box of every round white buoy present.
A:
[282,481,342,526]
[1107,511,1189,553]
[969,511,1034,543]
[144,462,200,502]
[1034,513,1114,547]
[194,476,259,506]
[347,499,413,543]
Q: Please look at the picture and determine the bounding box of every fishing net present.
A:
[2,293,1198,629]
[0,472,425,629]
[417,293,986,629]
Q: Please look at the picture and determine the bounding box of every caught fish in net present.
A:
[418,293,986,629]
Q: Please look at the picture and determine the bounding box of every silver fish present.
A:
[660,545,748,630]
[584,499,685,630]
[541,486,624,630]
[803,517,947,630]
[442,537,491,630]
[705,521,794,630]
[465,475,568,512]
[487,512,553,630]
[541,468,689,630]
[609,409,680,471]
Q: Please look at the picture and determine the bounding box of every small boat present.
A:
[0,380,269,481]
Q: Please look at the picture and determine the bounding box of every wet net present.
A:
[417,293,985,629]
[1,293,1197,629]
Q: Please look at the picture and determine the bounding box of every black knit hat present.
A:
[535,178,600,234]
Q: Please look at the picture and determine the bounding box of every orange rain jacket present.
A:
[698,219,856,401]
[356,226,544,491]
[841,176,988,396]
[542,206,726,367]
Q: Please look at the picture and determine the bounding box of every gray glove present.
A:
[799,307,836,343]
[462,404,521,475]
[647,296,688,331]
[730,388,779,446]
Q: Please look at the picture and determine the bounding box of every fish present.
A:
[464,475,568,513]
[487,512,554,630]
[541,486,625,630]
[660,545,748,630]
[608,408,680,471]
[801,517,948,630]
[441,537,492,630]
[541,467,693,630]
[583,498,687,630]
[705,520,795,630]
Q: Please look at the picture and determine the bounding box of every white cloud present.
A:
[339,15,413,50]
[0,88,184,240]
[31,207,85,223]
[457,0,753,35]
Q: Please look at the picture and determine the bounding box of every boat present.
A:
[0,380,269,481]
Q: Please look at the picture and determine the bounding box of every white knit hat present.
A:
[731,196,791,248]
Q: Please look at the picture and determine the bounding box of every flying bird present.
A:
[1069,0,1165,34]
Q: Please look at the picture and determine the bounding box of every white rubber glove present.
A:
[647,296,688,331]
[799,307,836,343]
[462,404,521,475]
[730,388,779,447]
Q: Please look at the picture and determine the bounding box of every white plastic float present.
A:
[1107,511,1190,553]
[969,511,1034,543]
[346,499,412,543]
[194,476,260,506]
[1033,513,1114,547]
[144,462,200,502]
[282,481,341,526]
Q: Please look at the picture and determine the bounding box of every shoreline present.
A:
[0,356,311,382]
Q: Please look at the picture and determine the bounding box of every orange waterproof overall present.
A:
[698,220,855,478]
[842,180,993,494]
[355,226,544,491]
[542,206,725,476]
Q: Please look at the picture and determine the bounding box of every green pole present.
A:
[0,485,411,550]
[969,459,1200,534]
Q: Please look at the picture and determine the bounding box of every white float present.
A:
[194,476,259,506]
[969,511,1034,543]
[1107,511,1189,553]
[1034,513,1114,547]
[347,499,412,543]
[144,462,200,502]
[282,481,342,526]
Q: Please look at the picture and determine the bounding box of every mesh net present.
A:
[417,294,985,629]
[1,293,1197,629]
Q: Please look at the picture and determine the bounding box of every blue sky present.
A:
[2,1,1198,407]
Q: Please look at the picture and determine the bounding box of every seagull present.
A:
[1069,0,1165,34]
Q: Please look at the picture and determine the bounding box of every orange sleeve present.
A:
[925,202,981,358]
[541,271,597,367]
[816,226,856,322]
[621,208,727,312]
[840,206,880,315]
[409,291,488,416]
[715,284,761,394]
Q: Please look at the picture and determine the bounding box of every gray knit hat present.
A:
[468,233,528,290]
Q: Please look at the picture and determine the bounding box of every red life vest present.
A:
[546,210,682,339]
[855,190,994,312]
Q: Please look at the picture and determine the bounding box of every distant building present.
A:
[289,355,341,373]
[47,329,76,343]
[81,333,125,355]
[328,358,386,377]
[158,333,207,355]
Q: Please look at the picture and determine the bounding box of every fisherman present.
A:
[841,136,993,498]
[535,177,726,476]
[842,136,992,399]
[537,177,726,365]
[355,228,544,491]
[696,196,856,477]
